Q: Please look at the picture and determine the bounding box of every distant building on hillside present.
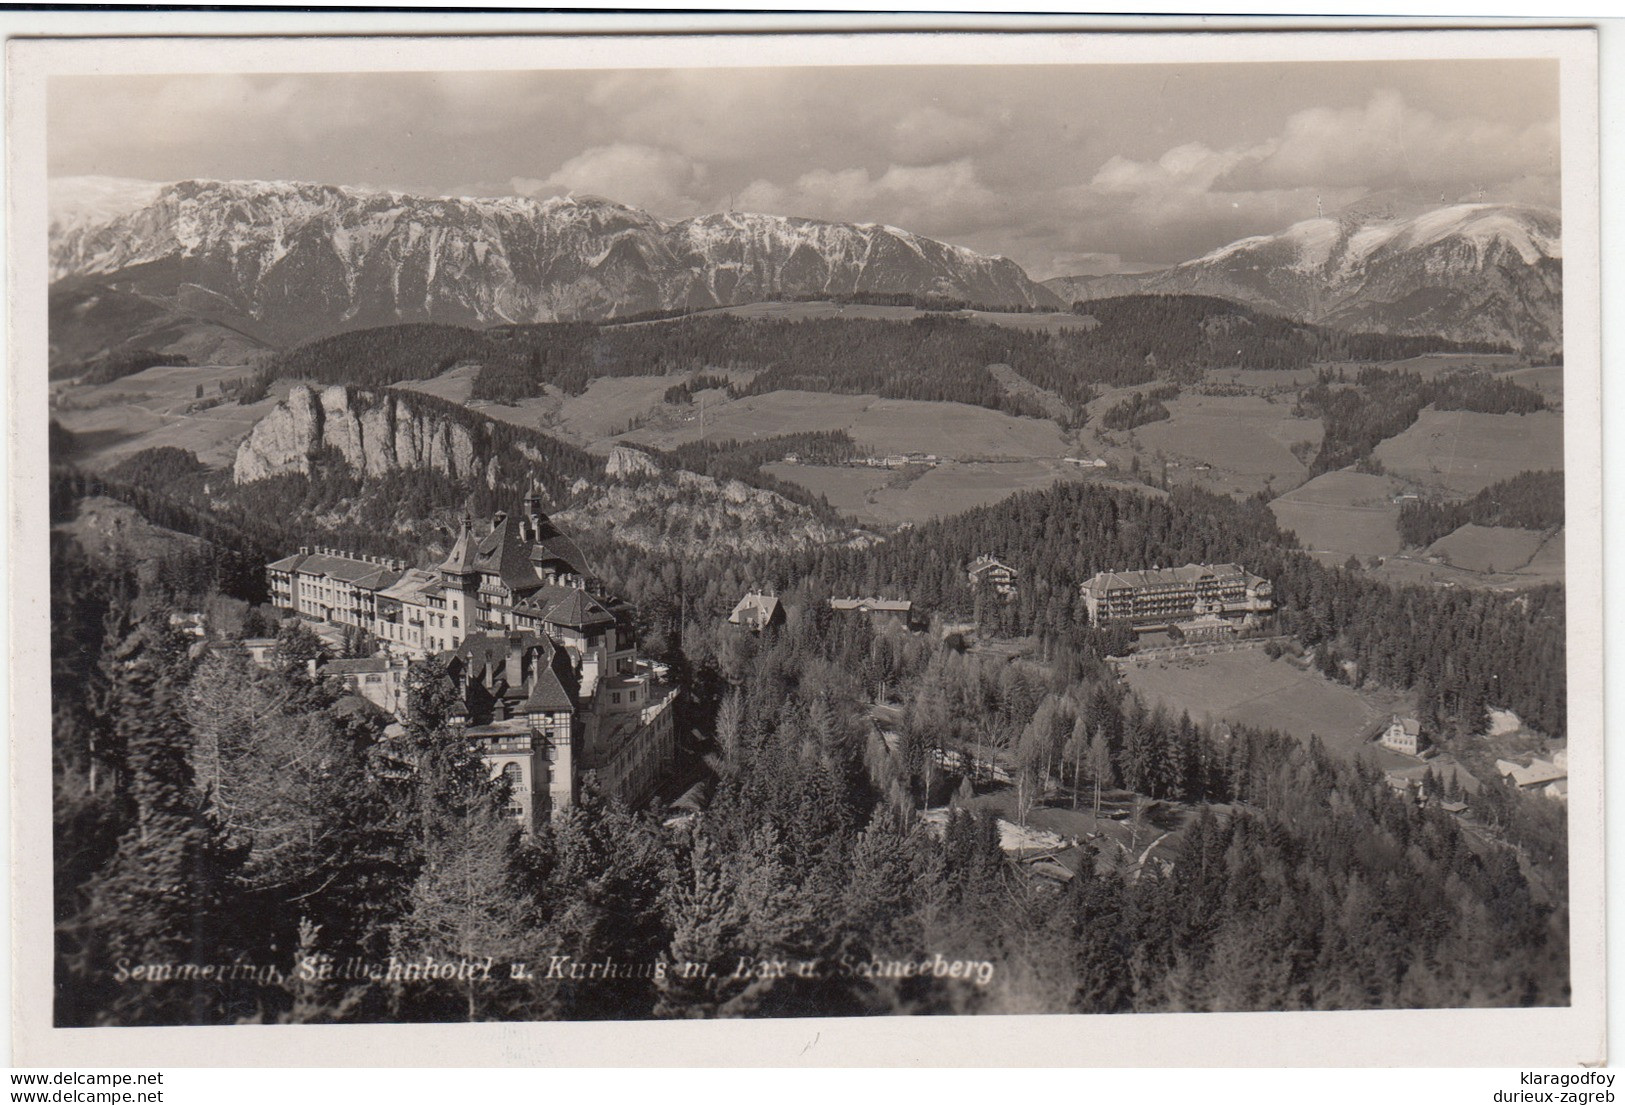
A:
[830,596,921,630]
[1379,715,1427,756]
[1080,562,1273,630]
[729,590,785,633]
[967,556,1019,598]
[1496,756,1567,803]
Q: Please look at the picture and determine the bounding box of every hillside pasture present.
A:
[1204,366,1324,391]
[624,389,1070,461]
[1372,409,1563,496]
[394,361,480,405]
[759,463,894,522]
[1424,523,1550,574]
[1495,364,1564,405]
[1269,470,1403,562]
[629,299,1099,333]
[1120,648,1414,765]
[764,458,1090,527]
[49,363,288,470]
[1378,352,1527,378]
[1106,393,1323,497]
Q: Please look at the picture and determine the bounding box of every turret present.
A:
[523,487,548,543]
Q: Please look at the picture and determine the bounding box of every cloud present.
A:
[890,107,995,166]
[737,159,1001,238]
[1089,140,1272,196]
[514,143,710,218]
[1228,89,1559,191]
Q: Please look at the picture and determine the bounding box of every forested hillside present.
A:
[247,297,1506,431]
[1295,367,1547,476]
[1398,471,1565,548]
[52,543,1567,1024]
[587,480,1564,741]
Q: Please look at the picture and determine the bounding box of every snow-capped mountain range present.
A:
[49,177,1057,348]
[1046,193,1562,353]
[49,179,1563,364]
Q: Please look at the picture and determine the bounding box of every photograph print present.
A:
[14,24,1603,1060]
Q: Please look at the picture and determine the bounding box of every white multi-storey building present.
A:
[269,494,677,824]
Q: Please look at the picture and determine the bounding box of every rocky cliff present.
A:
[560,468,872,558]
[233,383,480,484]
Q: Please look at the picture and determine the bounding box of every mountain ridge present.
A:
[49,177,1060,348]
[1045,198,1561,353]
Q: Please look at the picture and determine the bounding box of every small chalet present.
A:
[830,596,920,630]
[1495,756,1567,802]
[1379,715,1427,756]
[967,556,1019,597]
[729,591,785,633]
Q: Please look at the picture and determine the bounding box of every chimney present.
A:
[505,631,526,689]
[300,546,309,555]
[493,510,508,529]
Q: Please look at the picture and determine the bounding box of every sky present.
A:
[47,60,1560,280]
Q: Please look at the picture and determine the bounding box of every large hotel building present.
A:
[1080,562,1274,632]
[266,495,676,826]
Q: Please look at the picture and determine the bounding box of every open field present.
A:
[1092,392,1322,498]
[50,363,289,470]
[393,361,480,404]
[1377,352,1527,378]
[1496,364,1565,405]
[1425,523,1550,574]
[618,299,1100,333]
[1372,409,1564,496]
[625,389,1071,461]
[1204,366,1323,391]
[1269,470,1403,562]
[764,458,1091,527]
[1121,648,1415,766]
[759,462,895,520]
[1369,529,1565,590]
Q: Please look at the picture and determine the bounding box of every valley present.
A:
[36,57,1579,1038]
[48,318,1567,593]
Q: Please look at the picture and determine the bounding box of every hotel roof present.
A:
[1082,562,1258,592]
[272,550,402,590]
[377,567,443,604]
[517,584,618,629]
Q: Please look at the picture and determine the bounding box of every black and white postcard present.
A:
[6,19,1605,1067]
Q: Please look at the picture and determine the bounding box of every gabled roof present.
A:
[729,592,782,625]
[519,584,617,630]
[527,513,591,577]
[1389,716,1422,736]
[378,568,442,604]
[288,551,402,587]
[267,552,309,572]
[475,515,543,593]
[522,665,578,713]
[451,631,552,675]
[1497,758,1567,788]
[968,555,1015,575]
[831,596,912,613]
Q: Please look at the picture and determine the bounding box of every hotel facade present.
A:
[1080,562,1274,630]
[269,494,676,825]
